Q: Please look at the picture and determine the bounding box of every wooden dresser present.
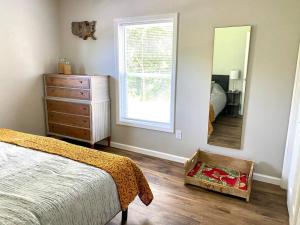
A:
[43,74,111,147]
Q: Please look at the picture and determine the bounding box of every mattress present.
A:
[0,142,121,225]
[210,83,227,118]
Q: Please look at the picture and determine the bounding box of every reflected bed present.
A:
[208,75,228,135]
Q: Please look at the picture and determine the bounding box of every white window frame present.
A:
[114,13,178,133]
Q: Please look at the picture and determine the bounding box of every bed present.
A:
[0,129,153,225]
[208,75,228,135]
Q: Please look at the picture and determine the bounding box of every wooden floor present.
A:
[208,115,243,149]
[88,145,289,225]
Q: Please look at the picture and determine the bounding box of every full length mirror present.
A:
[208,26,251,149]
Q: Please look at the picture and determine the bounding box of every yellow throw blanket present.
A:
[0,129,153,210]
[208,104,216,136]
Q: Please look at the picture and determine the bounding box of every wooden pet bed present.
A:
[184,150,254,202]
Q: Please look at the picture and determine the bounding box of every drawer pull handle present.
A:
[80,92,84,95]
[79,81,83,84]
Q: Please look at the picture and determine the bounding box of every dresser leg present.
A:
[90,144,95,149]
[107,136,111,147]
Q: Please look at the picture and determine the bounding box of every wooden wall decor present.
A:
[71,21,97,40]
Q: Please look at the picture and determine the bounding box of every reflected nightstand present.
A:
[225,90,241,117]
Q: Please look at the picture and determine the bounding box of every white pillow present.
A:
[211,83,225,94]
[211,81,216,93]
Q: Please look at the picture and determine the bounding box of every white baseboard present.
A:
[111,141,282,186]
[111,142,188,163]
[253,173,282,185]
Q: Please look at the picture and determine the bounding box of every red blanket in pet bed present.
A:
[187,161,248,191]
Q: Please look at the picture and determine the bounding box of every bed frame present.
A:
[122,209,128,224]
[212,75,229,92]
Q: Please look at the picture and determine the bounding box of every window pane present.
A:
[122,21,174,124]
[126,74,171,123]
[125,23,173,75]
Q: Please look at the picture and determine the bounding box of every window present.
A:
[115,14,178,132]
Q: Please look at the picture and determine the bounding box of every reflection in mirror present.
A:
[207,26,251,149]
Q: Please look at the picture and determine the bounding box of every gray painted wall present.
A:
[57,0,300,177]
[0,0,60,135]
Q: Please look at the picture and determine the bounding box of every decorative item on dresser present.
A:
[44,74,111,148]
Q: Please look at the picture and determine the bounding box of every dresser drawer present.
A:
[46,87,90,100]
[48,112,90,128]
[46,100,90,116]
[46,76,90,89]
[48,123,90,140]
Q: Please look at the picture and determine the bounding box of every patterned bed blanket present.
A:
[0,129,153,211]
[0,141,120,225]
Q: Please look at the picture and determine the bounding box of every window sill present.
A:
[117,119,174,133]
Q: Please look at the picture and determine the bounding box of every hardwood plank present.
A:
[93,146,288,225]
[208,115,243,149]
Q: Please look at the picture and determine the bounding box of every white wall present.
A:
[58,0,300,178]
[282,45,300,223]
[0,0,60,135]
[212,26,250,92]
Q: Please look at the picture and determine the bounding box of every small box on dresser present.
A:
[43,74,111,147]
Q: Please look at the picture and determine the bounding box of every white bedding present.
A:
[0,142,121,225]
[210,83,227,118]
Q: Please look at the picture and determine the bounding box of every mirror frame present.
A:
[207,25,252,150]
